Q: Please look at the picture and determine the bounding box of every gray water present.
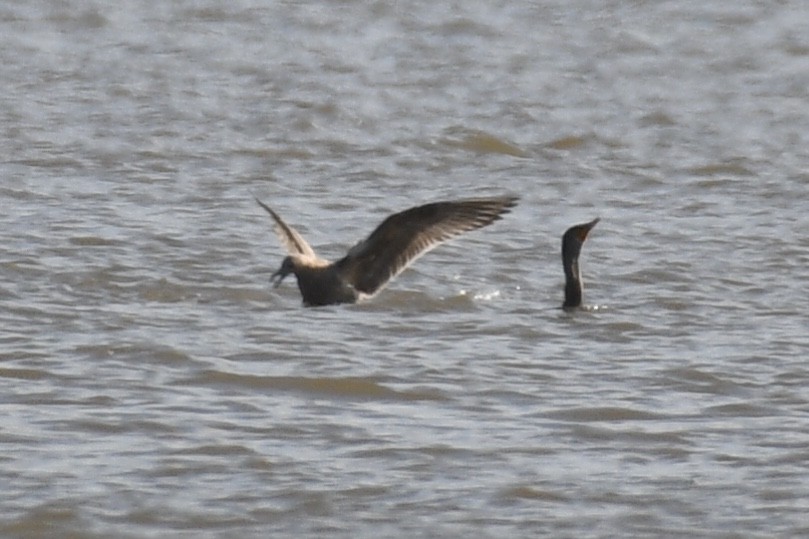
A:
[2,1,809,537]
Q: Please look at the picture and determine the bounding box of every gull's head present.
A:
[271,256,296,288]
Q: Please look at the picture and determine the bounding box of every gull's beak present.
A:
[271,268,286,288]
[271,258,293,288]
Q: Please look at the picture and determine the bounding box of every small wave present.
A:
[185,370,447,401]
[0,367,49,380]
[498,485,569,502]
[68,236,124,247]
[545,134,592,150]
[442,129,527,157]
[688,162,754,177]
[545,406,665,422]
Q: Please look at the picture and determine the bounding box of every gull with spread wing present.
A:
[254,196,518,307]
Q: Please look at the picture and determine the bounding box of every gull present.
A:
[255,196,518,306]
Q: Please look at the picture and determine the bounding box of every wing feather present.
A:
[254,197,316,257]
[335,196,518,296]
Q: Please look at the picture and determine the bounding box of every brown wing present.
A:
[334,196,518,296]
[254,197,316,257]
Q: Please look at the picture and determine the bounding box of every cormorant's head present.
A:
[562,218,600,263]
[271,256,296,287]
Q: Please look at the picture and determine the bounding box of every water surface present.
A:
[2,1,809,537]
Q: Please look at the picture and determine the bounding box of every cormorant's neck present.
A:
[563,256,582,308]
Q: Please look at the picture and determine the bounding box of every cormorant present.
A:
[562,218,600,309]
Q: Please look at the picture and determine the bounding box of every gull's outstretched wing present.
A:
[254,197,316,257]
[335,196,518,297]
